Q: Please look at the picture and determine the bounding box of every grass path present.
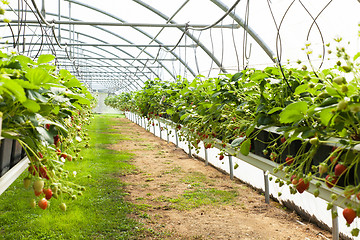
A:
[0,114,151,240]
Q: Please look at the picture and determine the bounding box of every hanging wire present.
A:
[151,45,162,64]
[231,8,240,72]
[28,0,65,50]
[219,20,225,75]
[15,0,25,52]
[184,28,187,78]
[208,28,215,78]
[299,0,333,73]
[168,22,189,52]
[7,3,43,54]
[266,0,295,93]
[242,0,252,70]
[188,0,241,31]
[193,30,202,76]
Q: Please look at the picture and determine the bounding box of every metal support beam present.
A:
[332,206,339,240]
[204,145,209,166]
[60,64,161,68]
[56,56,176,61]
[63,0,197,78]
[229,155,234,180]
[264,171,270,204]
[1,42,196,48]
[8,19,240,29]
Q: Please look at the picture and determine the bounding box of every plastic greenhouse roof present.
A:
[1,0,360,93]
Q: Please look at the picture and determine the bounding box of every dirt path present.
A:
[111,117,332,240]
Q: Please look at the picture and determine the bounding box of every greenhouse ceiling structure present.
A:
[1,0,360,93]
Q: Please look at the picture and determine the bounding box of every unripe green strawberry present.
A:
[59,203,67,211]
[341,85,348,93]
[337,100,348,111]
[342,65,352,73]
[23,177,31,189]
[318,163,328,175]
[351,228,360,237]
[333,76,346,85]
[313,189,320,197]
[29,199,37,208]
[33,179,44,192]
[309,137,319,145]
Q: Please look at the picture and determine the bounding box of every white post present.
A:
[229,155,234,180]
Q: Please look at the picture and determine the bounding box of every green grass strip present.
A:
[0,114,150,240]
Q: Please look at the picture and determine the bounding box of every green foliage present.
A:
[0,50,94,209]
[0,115,154,240]
[104,40,360,225]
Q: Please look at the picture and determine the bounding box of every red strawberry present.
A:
[219,155,224,160]
[206,143,212,149]
[28,165,38,176]
[343,208,356,225]
[334,164,347,177]
[60,153,68,159]
[34,190,42,197]
[38,198,48,210]
[54,135,60,147]
[285,156,294,165]
[296,178,309,193]
[43,188,53,200]
[280,137,286,143]
[325,175,338,188]
[39,166,49,180]
[45,124,50,130]
[38,152,44,159]
[55,148,61,155]
[270,152,277,161]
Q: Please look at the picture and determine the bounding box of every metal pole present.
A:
[2,42,196,48]
[175,130,179,147]
[41,0,45,17]
[264,171,270,204]
[229,155,234,180]
[166,125,169,144]
[58,0,61,41]
[158,120,162,139]
[332,206,339,240]
[6,20,240,28]
[188,141,192,158]
[68,2,72,58]
[204,145,209,166]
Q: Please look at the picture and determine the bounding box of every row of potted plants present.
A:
[0,49,94,211]
[105,39,360,235]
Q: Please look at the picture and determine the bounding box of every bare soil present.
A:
[111,117,332,240]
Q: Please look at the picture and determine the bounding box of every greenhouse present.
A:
[1,0,360,239]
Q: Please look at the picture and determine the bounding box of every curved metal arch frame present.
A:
[6,10,165,87]
[133,0,276,69]
[1,31,142,92]
[3,19,156,90]
[131,0,228,74]
[210,0,276,63]
[63,0,197,78]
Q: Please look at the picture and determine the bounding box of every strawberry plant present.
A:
[0,49,94,209]
[105,36,360,235]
